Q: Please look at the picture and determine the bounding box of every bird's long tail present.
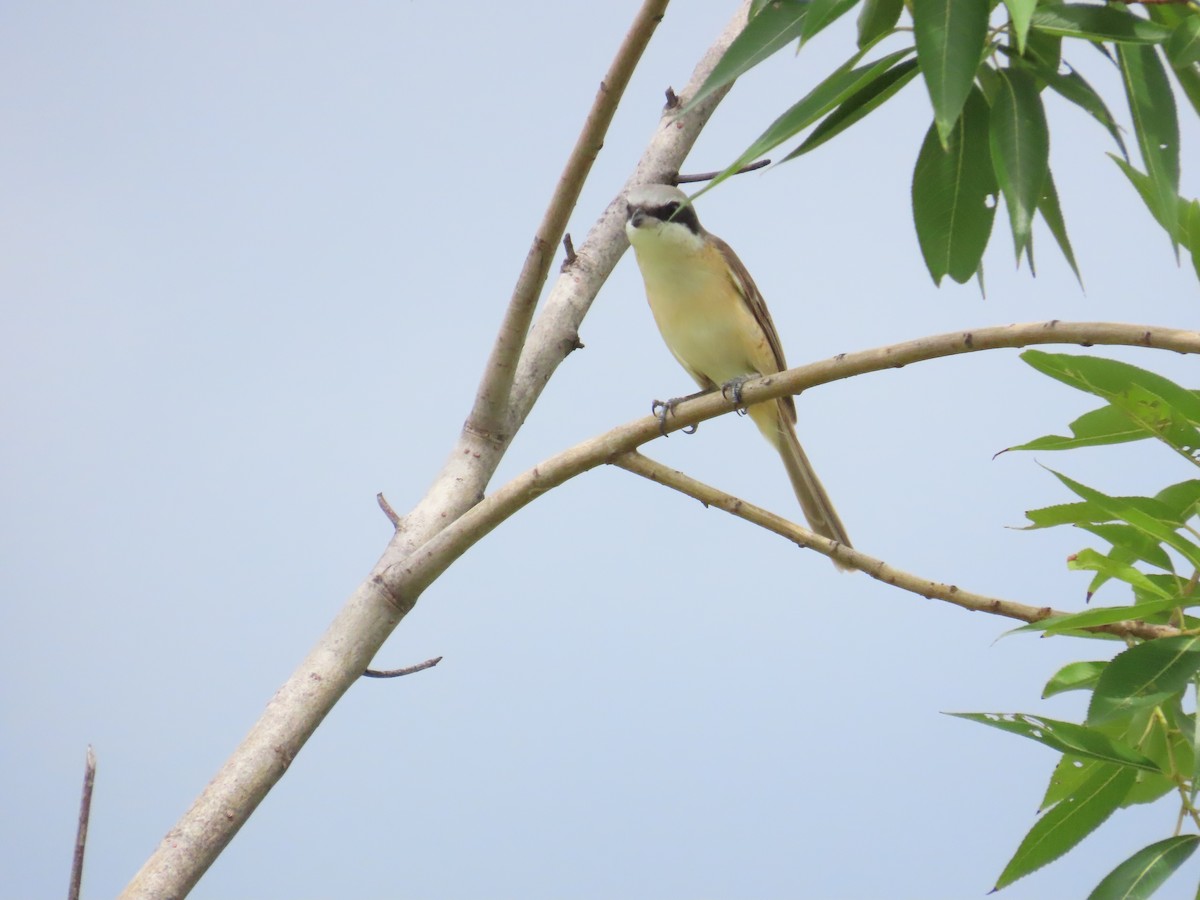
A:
[749,399,852,571]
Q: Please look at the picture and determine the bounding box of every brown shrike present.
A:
[625,183,851,567]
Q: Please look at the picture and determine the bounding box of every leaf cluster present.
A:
[690,0,1200,286]
[961,352,1200,898]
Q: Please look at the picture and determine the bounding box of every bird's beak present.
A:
[628,208,647,228]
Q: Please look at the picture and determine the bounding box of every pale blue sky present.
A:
[4,3,1199,898]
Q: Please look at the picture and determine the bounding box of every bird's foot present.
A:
[720,375,754,417]
[651,397,699,436]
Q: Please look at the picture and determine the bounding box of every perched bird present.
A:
[624,183,851,566]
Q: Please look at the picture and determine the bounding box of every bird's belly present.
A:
[645,268,766,388]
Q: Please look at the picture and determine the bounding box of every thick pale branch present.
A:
[117,7,753,898]
[396,322,1200,597]
[468,0,671,442]
[613,451,1182,641]
[394,1,750,558]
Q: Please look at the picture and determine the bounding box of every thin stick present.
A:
[466,0,672,441]
[68,745,96,900]
[376,492,401,528]
[676,158,770,184]
[362,656,443,679]
[613,451,1180,640]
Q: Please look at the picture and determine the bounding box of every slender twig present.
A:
[362,656,443,679]
[68,745,96,900]
[676,158,770,184]
[613,451,1181,640]
[560,233,577,270]
[376,493,400,528]
[466,0,672,443]
[397,322,1200,599]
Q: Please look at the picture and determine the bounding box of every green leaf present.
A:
[1077,524,1176,573]
[1009,402,1152,453]
[1031,4,1174,45]
[1166,15,1200,68]
[1110,157,1200,284]
[699,47,916,193]
[1168,57,1200,119]
[800,0,858,45]
[949,713,1162,772]
[1067,549,1175,602]
[1089,635,1200,725]
[1087,835,1200,900]
[995,764,1136,890]
[856,0,904,49]
[1118,43,1182,255]
[1031,602,1179,640]
[1050,470,1200,571]
[912,0,990,147]
[990,67,1050,267]
[1002,0,1037,57]
[1020,56,1128,160]
[785,57,920,158]
[684,0,810,113]
[1023,494,1195,530]
[1044,661,1107,698]
[1036,170,1083,286]
[1181,197,1200,283]
[1018,351,1200,459]
[911,87,997,285]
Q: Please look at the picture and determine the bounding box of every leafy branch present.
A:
[693,0,1200,285]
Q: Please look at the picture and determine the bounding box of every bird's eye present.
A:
[662,202,680,219]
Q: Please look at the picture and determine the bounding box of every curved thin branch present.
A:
[467,0,671,442]
[612,451,1181,641]
[397,322,1200,597]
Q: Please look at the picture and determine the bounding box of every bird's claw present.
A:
[651,398,698,436]
[721,376,752,416]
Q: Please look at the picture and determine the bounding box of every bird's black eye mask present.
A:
[630,199,701,234]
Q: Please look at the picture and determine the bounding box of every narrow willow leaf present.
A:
[1003,0,1038,56]
[1023,57,1128,159]
[1022,496,1181,530]
[1009,403,1149,452]
[1187,199,1200,281]
[1110,157,1200,284]
[1038,601,1179,639]
[684,0,809,113]
[1168,57,1200,119]
[801,0,858,45]
[1087,835,1200,900]
[912,0,990,146]
[990,68,1050,265]
[1044,661,1107,698]
[1036,171,1082,286]
[786,57,920,158]
[857,0,904,48]
[1089,635,1200,725]
[1020,351,1200,426]
[1066,550,1175,602]
[700,46,915,194]
[912,88,997,284]
[1050,470,1200,571]
[1166,15,1200,68]
[949,713,1162,771]
[1031,4,1173,45]
[1118,43,1181,255]
[995,765,1136,890]
[1078,524,1176,573]
[1156,480,1200,520]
